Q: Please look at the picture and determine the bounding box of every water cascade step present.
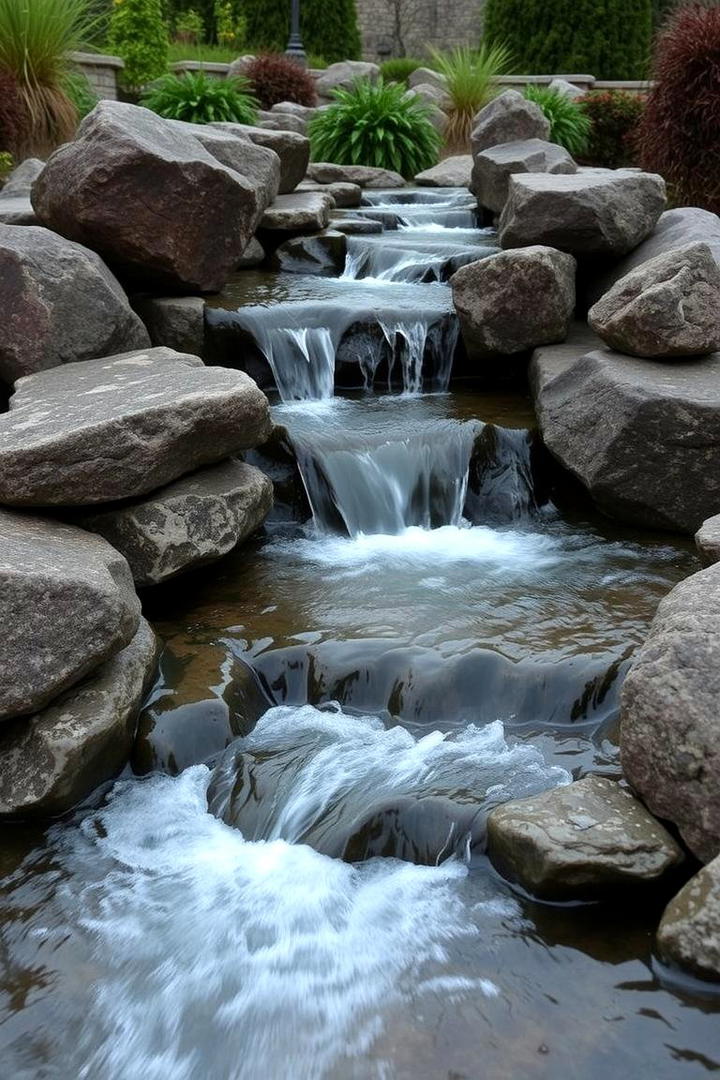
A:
[341,227,499,283]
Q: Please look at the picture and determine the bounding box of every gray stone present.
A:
[0,508,140,721]
[79,459,272,586]
[272,230,347,275]
[330,215,383,235]
[408,67,448,92]
[315,60,380,99]
[237,235,265,268]
[657,856,720,981]
[696,514,720,567]
[548,78,586,100]
[452,246,576,357]
[499,170,666,256]
[213,123,310,194]
[0,347,271,506]
[32,101,261,292]
[471,90,550,155]
[270,101,319,121]
[133,296,205,356]
[297,180,362,207]
[487,776,684,900]
[589,243,720,358]
[227,54,255,79]
[415,155,472,188]
[621,562,720,862]
[406,81,451,111]
[306,162,407,188]
[0,618,159,817]
[471,138,577,213]
[257,110,306,135]
[0,225,150,384]
[0,197,36,226]
[531,330,720,532]
[260,191,334,232]
[1,158,44,197]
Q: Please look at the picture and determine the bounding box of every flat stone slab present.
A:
[0,508,140,721]
[0,347,271,505]
[415,155,473,188]
[657,855,720,981]
[260,191,334,232]
[696,514,720,567]
[329,216,383,235]
[0,618,159,817]
[487,775,684,900]
[306,162,407,188]
[296,180,362,207]
[80,459,273,586]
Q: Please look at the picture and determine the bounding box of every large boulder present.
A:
[305,162,407,188]
[621,562,720,863]
[415,155,472,188]
[213,123,310,194]
[487,775,684,900]
[0,225,150,384]
[260,191,334,232]
[0,347,271,505]
[0,508,140,722]
[315,60,379,99]
[696,514,720,567]
[79,459,273,586]
[451,246,576,357]
[499,170,666,255]
[471,138,577,213]
[471,90,550,155]
[589,243,720,358]
[657,856,720,981]
[531,332,720,531]
[32,101,261,292]
[0,618,159,817]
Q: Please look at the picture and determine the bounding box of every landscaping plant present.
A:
[64,70,98,119]
[524,85,591,156]
[380,58,425,85]
[140,71,258,124]
[0,68,28,153]
[308,78,440,179]
[580,90,645,168]
[109,0,168,95]
[637,3,720,214]
[429,44,512,151]
[246,54,317,110]
[241,0,361,63]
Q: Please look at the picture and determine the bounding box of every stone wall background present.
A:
[356,0,484,61]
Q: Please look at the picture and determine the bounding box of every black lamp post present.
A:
[285,0,307,67]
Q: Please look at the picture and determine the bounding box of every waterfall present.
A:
[341,232,498,283]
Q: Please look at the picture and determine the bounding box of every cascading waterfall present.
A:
[341,230,499,283]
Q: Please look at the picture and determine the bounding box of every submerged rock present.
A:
[471,90,550,155]
[0,347,271,505]
[471,138,576,214]
[657,856,720,981]
[487,776,684,900]
[0,618,159,818]
[0,508,140,722]
[271,230,347,275]
[415,155,473,188]
[260,191,334,232]
[695,514,720,567]
[621,562,720,863]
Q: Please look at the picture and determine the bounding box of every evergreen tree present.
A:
[241,0,361,64]
[108,0,168,90]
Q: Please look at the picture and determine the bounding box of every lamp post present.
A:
[285,0,307,67]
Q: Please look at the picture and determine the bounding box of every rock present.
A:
[0,224,150,384]
[271,230,346,275]
[32,101,261,292]
[471,138,577,213]
[0,508,140,722]
[306,162,407,188]
[315,60,379,99]
[408,67,448,91]
[0,347,271,506]
[237,235,265,268]
[330,215,383,235]
[406,81,451,111]
[133,296,205,356]
[471,90,550,155]
[548,77,586,100]
[79,459,272,586]
[696,514,720,567]
[589,243,720,358]
[452,246,576,357]
[657,856,720,981]
[270,101,319,121]
[213,123,310,194]
[297,180,362,207]
[499,170,666,255]
[260,191,334,232]
[0,196,36,226]
[0,159,44,225]
[227,54,255,79]
[531,331,720,531]
[621,561,720,862]
[257,111,307,135]
[487,776,684,900]
[415,155,472,188]
[0,618,159,817]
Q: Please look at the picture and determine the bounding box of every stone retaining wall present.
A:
[68,51,124,100]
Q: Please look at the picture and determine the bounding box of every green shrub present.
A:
[0,150,13,179]
[246,53,317,109]
[214,0,246,49]
[174,7,204,42]
[109,0,168,93]
[429,44,512,151]
[242,0,360,63]
[309,78,440,178]
[64,70,98,119]
[484,0,652,80]
[380,57,425,84]
[523,85,591,155]
[140,71,257,123]
[580,90,645,167]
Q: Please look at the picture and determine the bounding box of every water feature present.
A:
[1,188,718,1079]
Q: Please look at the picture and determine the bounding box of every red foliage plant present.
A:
[0,67,28,154]
[636,3,720,213]
[246,54,317,110]
[581,90,645,169]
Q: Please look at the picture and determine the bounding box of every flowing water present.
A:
[1,189,718,1080]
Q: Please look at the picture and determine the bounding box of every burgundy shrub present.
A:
[0,68,28,154]
[246,54,317,110]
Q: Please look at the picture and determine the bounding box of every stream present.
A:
[1,188,718,1079]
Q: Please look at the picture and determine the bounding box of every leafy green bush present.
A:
[246,53,317,109]
[64,70,98,119]
[309,78,440,178]
[484,0,652,80]
[580,90,645,167]
[0,150,13,179]
[380,58,425,84]
[523,85,591,155]
[109,0,168,93]
[214,0,246,49]
[140,71,258,124]
[429,44,512,150]
[241,0,360,64]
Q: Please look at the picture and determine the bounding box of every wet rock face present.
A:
[213,123,310,194]
[271,230,347,275]
[0,618,159,817]
[0,225,150,383]
[589,243,720,358]
[487,776,684,900]
[657,855,720,981]
[0,347,271,506]
[32,101,261,292]
[0,508,140,722]
[451,245,576,357]
[471,139,577,214]
[470,90,550,155]
[621,562,720,864]
[695,514,720,567]
[499,170,666,256]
